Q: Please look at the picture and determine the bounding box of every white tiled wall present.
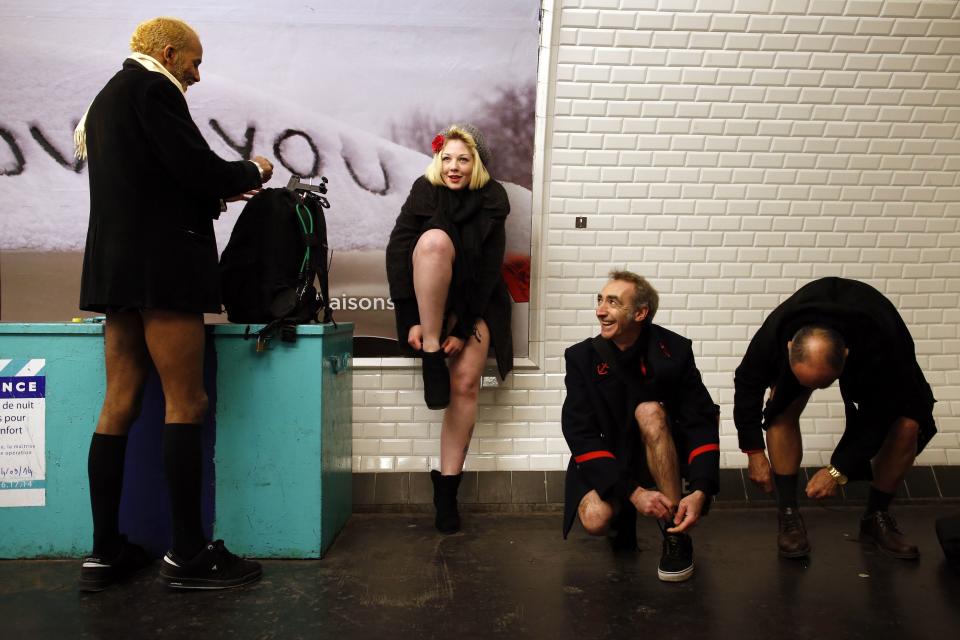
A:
[353,0,960,472]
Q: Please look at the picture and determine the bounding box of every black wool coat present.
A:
[561,325,720,538]
[385,176,513,380]
[80,59,261,314]
[733,277,937,480]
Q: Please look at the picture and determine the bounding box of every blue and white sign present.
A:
[0,359,46,507]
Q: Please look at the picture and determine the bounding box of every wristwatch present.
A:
[826,464,848,485]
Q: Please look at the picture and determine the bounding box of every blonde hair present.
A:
[130,17,198,58]
[424,126,491,190]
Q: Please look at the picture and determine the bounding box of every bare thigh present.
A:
[95,310,151,435]
[447,317,490,392]
[140,309,208,424]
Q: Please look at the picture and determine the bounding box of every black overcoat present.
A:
[733,277,937,480]
[80,59,261,313]
[385,176,513,380]
[561,325,720,538]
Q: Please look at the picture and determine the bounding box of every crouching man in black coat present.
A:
[562,271,720,582]
[734,277,937,560]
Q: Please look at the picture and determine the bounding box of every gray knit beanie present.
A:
[433,123,491,166]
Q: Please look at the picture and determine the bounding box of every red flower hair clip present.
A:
[431,134,445,155]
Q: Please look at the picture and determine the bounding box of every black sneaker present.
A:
[79,537,153,592]
[657,523,694,583]
[159,540,262,590]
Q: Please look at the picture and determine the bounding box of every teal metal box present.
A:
[0,324,105,557]
[212,323,353,558]
[0,322,353,559]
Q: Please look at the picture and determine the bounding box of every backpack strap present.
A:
[303,192,335,325]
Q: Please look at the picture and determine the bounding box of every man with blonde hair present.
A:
[76,16,273,591]
[561,270,720,582]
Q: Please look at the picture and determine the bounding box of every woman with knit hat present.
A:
[386,124,514,533]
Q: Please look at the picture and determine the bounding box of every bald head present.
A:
[130,17,198,59]
[788,325,847,389]
[130,16,203,91]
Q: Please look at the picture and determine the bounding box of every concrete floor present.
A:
[1,505,958,640]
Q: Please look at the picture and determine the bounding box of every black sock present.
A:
[88,432,128,558]
[866,486,895,515]
[774,473,799,509]
[163,423,206,560]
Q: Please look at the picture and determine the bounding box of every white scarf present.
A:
[73,52,185,160]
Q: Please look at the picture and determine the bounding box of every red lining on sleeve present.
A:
[688,443,720,464]
[574,451,616,463]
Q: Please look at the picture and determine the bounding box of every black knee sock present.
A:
[88,432,129,558]
[774,473,799,509]
[163,423,206,559]
[866,486,895,515]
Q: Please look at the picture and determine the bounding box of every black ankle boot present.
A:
[431,470,462,534]
[421,351,450,410]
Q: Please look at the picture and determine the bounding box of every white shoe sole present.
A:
[657,563,694,582]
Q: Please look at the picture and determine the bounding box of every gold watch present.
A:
[826,464,848,485]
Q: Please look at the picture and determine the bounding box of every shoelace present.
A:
[657,520,685,558]
[873,511,902,534]
[782,510,804,533]
[663,534,684,558]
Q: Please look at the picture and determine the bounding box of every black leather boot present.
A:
[431,470,462,534]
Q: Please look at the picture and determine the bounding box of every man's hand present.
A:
[667,490,706,533]
[805,467,840,499]
[407,325,423,351]
[629,486,674,520]
[747,451,774,493]
[252,155,273,183]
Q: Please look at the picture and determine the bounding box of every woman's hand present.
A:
[407,325,423,351]
[442,335,464,357]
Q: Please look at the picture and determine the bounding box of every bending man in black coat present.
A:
[75,17,273,591]
[734,277,936,560]
[562,271,720,583]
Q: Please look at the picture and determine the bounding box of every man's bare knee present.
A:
[635,401,668,440]
[887,417,920,450]
[579,495,614,536]
[165,392,209,424]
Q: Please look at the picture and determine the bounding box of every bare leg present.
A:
[578,490,616,536]
[635,402,681,504]
[141,309,208,557]
[87,310,151,557]
[439,319,488,475]
[765,391,810,475]
[872,417,919,493]
[140,310,208,424]
[412,230,455,352]
[95,310,151,435]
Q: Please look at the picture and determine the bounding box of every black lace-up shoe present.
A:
[657,525,694,582]
[159,540,262,590]
[860,511,920,560]
[778,507,811,558]
[79,537,153,592]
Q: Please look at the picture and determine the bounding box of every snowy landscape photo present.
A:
[0,0,539,356]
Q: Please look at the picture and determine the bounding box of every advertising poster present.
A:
[0,359,46,507]
[0,1,540,358]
